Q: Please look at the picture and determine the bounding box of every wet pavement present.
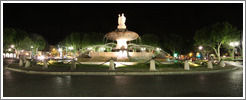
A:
[3,59,244,97]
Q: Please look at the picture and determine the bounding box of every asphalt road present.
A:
[3,59,243,97]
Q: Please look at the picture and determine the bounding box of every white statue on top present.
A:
[117,13,127,29]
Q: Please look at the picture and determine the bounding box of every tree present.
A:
[31,33,47,53]
[194,22,239,61]
[162,34,184,56]
[141,34,161,47]
[81,32,104,48]
[3,28,28,52]
[3,28,16,49]
[18,36,35,51]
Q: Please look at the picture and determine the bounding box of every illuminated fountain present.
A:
[78,13,167,62]
[105,13,139,59]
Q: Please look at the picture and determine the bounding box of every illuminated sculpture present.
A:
[117,13,126,29]
[105,13,139,50]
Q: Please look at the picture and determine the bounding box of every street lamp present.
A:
[229,42,239,61]
[10,45,14,48]
[68,46,73,50]
[198,46,204,60]
[58,48,63,58]
[198,46,203,50]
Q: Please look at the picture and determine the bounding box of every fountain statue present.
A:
[117,13,126,29]
[105,13,139,50]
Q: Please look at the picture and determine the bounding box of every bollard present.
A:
[43,59,48,69]
[19,59,23,67]
[207,60,213,69]
[219,60,225,67]
[25,60,31,68]
[71,59,76,70]
[184,60,190,70]
[109,59,115,71]
[149,59,156,71]
[23,57,27,63]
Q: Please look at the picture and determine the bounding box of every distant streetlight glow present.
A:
[198,46,203,50]
[189,52,193,57]
[173,53,178,58]
[8,48,11,51]
[68,46,73,50]
[31,46,33,48]
[230,42,239,47]
[58,48,62,52]
[10,45,14,48]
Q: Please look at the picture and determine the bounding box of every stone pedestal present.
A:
[25,60,30,68]
[149,59,156,71]
[71,59,76,70]
[184,60,190,70]
[43,59,48,69]
[219,60,225,67]
[16,55,19,59]
[23,58,27,63]
[19,59,23,67]
[207,61,213,69]
[109,60,115,71]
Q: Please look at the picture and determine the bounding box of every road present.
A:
[3,59,243,97]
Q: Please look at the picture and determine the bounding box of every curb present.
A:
[5,67,240,76]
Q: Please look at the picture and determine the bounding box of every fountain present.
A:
[105,13,139,50]
[105,13,139,60]
[78,13,167,62]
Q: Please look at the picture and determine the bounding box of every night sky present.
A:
[4,3,243,45]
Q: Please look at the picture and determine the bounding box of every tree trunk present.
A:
[231,48,235,59]
[217,45,221,61]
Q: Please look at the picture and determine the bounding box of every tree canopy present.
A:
[162,34,184,55]
[3,28,47,52]
[140,34,161,47]
[194,21,239,60]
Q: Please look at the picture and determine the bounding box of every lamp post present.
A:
[68,46,74,58]
[58,48,63,59]
[198,46,203,60]
[229,42,239,61]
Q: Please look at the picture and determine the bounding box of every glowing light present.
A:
[189,52,193,57]
[68,46,73,50]
[117,50,127,58]
[87,47,92,50]
[100,47,105,51]
[8,48,11,51]
[6,53,9,58]
[25,53,29,55]
[38,55,45,60]
[230,42,239,47]
[9,53,13,58]
[156,48,161,51]
[10,45,14,48]
[223,55,226,57]
[174,53,178,57]
[198,46,203,50]
[230,42,234,46]
[141,48,146,51]
[235,42,239,46]
[116,39,127,49]
[196,53,200,58]
[104,62,137,67]
[31,46,33,48]
[21,50,24,52]
[58,48,62,52]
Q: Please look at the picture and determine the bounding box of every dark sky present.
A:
[4,3,243,45]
